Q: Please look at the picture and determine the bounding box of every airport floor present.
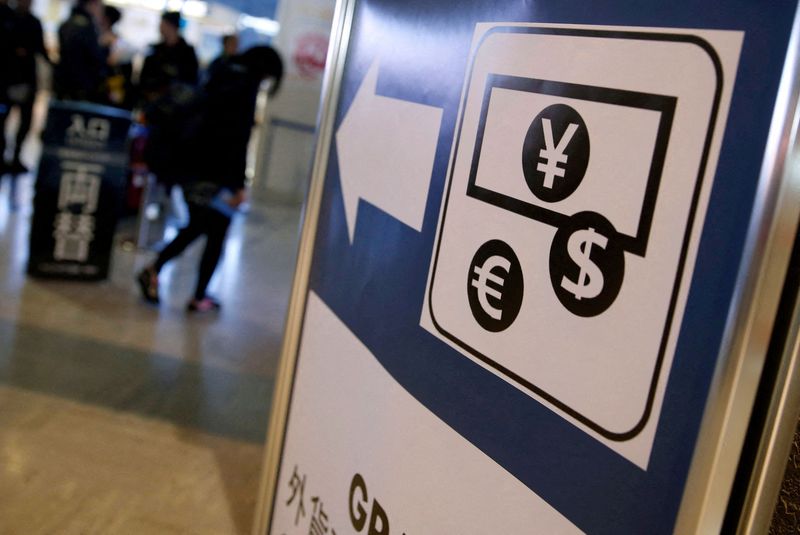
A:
[0,169,302,533]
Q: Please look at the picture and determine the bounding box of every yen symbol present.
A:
[523,103,590,203]
[468,240,524,332]
[538,119,579,189]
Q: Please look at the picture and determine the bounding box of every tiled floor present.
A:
[0,163,302,533]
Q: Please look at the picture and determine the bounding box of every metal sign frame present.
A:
[253,0,357,532]
[732,226,800,532]
[674,6,800,532]
[254,2,800,533]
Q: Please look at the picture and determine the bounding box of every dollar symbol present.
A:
[550,212,623,317]
[560,227,607,300]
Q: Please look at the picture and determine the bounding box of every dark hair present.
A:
[239,46,284,96]
[222,34,238,46]
[161,10,181,29]
[104,5,121,26]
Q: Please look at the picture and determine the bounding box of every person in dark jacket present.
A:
[138,11,199,101]
[137,46,283,312]
[189,46,282,199]
[139,11,199,192]
[205,33,238,83]
[2,0,50,175]
[54,0,108,102]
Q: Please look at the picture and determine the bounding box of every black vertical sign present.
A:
[28,101,131,280]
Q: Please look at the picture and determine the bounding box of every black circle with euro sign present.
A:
[522,103,590,203]
[467,239,524,332]
[549,211,624,317]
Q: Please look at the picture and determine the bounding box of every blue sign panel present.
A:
[266,2,800,534]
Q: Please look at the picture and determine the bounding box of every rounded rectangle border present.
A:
[427,26,724,441]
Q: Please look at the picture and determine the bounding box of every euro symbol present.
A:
[471,255,511,320]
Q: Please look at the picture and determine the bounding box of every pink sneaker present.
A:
[187,297,221,313]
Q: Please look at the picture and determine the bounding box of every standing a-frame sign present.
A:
[255,1,800,533]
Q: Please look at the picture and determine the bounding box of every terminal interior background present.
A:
[0,0,332,532]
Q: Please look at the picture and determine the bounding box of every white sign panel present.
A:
[421,24,743,467]
[271,293,584,535]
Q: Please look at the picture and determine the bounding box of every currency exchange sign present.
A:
[263,3,800,534]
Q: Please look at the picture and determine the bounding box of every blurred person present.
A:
[1,0,50,176]
[138,11,198,100]
[205,33,238,82]
[54,0,109,102]
[139,11,198,194]
[141,78,196,194]
[0,0,15,176]
[137,46,283,312]
[99,5,136,108]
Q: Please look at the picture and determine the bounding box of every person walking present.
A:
[1,0,50,176]
[137,46,283,312]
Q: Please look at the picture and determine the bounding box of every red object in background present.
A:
[292,32,328,79]
[126,122,149,214]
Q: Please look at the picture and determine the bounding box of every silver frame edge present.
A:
[675,3,800,533]
[252,0,357,532]
[738,265,800,532]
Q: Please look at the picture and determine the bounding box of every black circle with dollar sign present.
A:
[467,239,524,332]
[549,212,624,317]
[522,103,590,203]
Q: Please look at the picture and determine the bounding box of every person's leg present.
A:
[0,103,9,169]
[153,206,206,272]
[137,204,206,304]
[11,99,34,170]
[191,209,231,303]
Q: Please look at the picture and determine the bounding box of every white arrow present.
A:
[335,60,443,244]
